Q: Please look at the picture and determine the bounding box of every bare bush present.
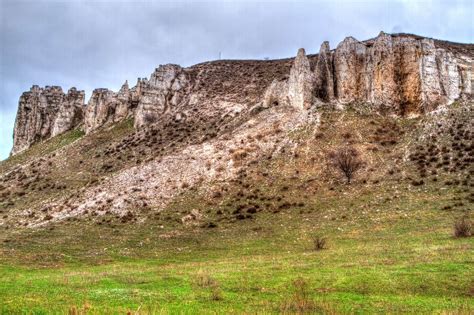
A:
[312,235,327,251]
[329,146,365,184]
[454,217,472,238]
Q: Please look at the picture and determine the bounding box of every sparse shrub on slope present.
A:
[328,146,365,184]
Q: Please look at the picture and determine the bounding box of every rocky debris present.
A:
[11,85,84,155]
[181,209,203,226]
[27,101,319,226]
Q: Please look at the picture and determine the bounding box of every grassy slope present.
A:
[0,109,472,314]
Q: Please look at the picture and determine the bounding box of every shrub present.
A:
[312,235,327,251]
[328,146,364,184]
[143,112,157,124]
[454,217,472,238]
[280,278,318,313]
[194,270,217,288]
[210,282,223,301]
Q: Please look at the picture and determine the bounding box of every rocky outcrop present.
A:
[288,48,314,110]
[134,64,190,128]
[10,32,473,156]
[84,65,191,133]
[264,48,314,110]
[314,41,335,102]
[52,88,85,137]
[84,81,134,134]
[330,32,472,114]
[334,36,368,104]
[11,86,84,155]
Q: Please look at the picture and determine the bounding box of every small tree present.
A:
[329,146,364,184]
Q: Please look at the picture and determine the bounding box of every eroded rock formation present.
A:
[84,81,135,133]
[10,32,473,155]
[134,64,191,128]
[11,86,84,155]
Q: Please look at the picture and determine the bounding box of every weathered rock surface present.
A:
[11,86,84,155]
[331,32,472,114]
[134,64,191,128]
[314,41,335,102]
[52,88,85,137]
[10,32,473,155]
[334,36,368,104]
[264,48,314,109]
[288,48,314,110]
[84,81,135,133]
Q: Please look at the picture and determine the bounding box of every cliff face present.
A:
[134,64,191,128]
[11,86,84,155]
[84,81,134,134]
[329,32,472,113]
[10,32,473,155]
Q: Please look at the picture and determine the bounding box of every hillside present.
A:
[0,32,473,313]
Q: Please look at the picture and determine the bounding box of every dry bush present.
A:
[193,270,223,301]
[232,149,248,162]
[194,270,218,288]
[312,235,327,251]
[143,112,157,125]
[280,278,321,313]
[328,146,365,184]
[210,282,223,301]
[454,217,472,238]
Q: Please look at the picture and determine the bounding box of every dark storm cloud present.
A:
[1,0,473,159]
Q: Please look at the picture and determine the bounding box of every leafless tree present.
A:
[329,146,364,184]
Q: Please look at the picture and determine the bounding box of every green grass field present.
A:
[1,183,472,314]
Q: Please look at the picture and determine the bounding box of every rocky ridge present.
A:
[10,32,473,156]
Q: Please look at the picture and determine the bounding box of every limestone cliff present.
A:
[134,64,191,128]
[10,32,473,156]
[84,81,135,134]
[11,86,84,155]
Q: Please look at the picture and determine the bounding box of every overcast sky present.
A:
[0,0,473,160]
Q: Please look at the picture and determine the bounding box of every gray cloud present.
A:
[1,0,473,159]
